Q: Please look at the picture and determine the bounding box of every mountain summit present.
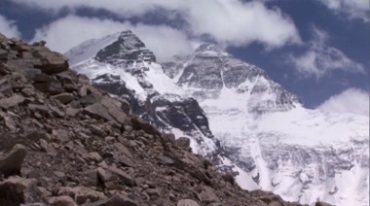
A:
[66,31,369,206]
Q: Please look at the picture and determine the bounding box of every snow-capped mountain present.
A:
[65,31,223,160]
[65,31,369,206]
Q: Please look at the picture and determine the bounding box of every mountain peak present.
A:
[65,30,156,66]
[195,43,224,52]
[194,43,229,57]
[95,31,156,65]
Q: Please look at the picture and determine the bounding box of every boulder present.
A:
[0,144,27,177]
[83,102,114,122]
[100,97,129,124]
[0,94,25,109]
[34,81,64,95]
[58,186,105,205]
[0,176,43,205]
[176,137,191,150]
[52,93,74,104]
[32,47,68,74]
[49,196,77,206]
[19,68,42,80]
[81,194,138,206]
[0,77,13,95]
[198,186,220,204]
[74,186,106,205]
[108,166,135,187]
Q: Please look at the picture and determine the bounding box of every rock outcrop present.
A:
[0,33,321,206]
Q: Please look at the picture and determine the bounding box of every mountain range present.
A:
[65,31,369,206]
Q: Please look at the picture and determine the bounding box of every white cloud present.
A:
[318,88,369,117]
[289,26,365,78]
[317,0,370,22]
[32,15,195,61]
[9,0,185,17]
[13,0,301,49]
[183,1,301,48]
[0,15,20,38]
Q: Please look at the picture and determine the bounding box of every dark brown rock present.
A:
[0,48,7,59]
[0,77,13,95]
[176,137,191,150]
[34,81,64,95]
[97,168,112,185]
[0,144,26,177]
[0,177,43,205]
[131,117,161,137]
[19,68,42,80]
[32,47,68,74]
[315,202,333,206]
[108,166,135,187]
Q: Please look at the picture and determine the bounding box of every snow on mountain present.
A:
[66,31,221,161]
[65,31,369,206]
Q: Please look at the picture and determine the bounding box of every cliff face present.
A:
[0,34,314,206]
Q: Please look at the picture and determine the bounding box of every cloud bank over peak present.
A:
[32,15,196,61]
[318,88,369,117]
[13,0,301,52]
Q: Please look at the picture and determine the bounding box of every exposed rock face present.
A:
[89,71,220,159]
[174,44,301,113]
[0,33,312,206]
[95,31,156,66]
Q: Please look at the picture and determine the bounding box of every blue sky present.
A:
[0,0,369,114]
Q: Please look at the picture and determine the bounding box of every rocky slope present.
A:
[0,34,323,206]
[65,31,368,206]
